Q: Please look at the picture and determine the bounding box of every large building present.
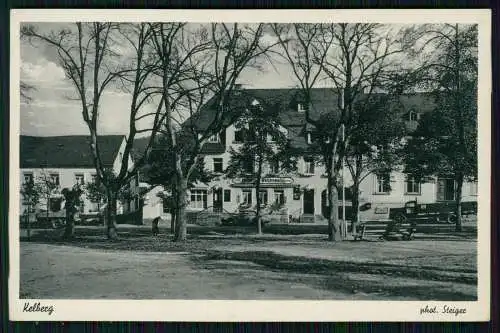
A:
[138,88,478,223]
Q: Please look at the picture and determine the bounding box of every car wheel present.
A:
[447,213,457,224]
[394,213,406,224]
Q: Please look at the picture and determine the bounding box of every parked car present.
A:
[220,212,271,226]
[389,200,477,224]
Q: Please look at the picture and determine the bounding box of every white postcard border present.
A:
[9,9,492,322]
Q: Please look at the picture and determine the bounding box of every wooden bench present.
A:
[353,220,416,241]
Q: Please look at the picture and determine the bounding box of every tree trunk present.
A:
[350,181,360,235]
[63,206,75,239]
[455,174,464,232]
[174,178,188,242]
[255,158,263,235]
[27,205,31,240]
[106,190,118,239]
[170,211,176,234]
[46,198,50,221]
[327,173,341,241]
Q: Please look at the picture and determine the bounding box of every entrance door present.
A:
[213,188,223,212]
[303,189,315,214]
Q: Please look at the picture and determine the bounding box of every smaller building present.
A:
[19,135,141,217]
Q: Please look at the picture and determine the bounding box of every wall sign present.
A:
[293,186,301,200]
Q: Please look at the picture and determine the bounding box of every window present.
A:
[190,190,207,209]
[79,201,85,213]
[234,129,244,143]
[405,175,421,194]
[297,103,306,113]
[258,190,268,205]
[409,111,419,121]
[75,173,84,185]
[49,173,60,186]
[242,190,252,206]
[135,174,139,186]
[91,174,98,183]
[306,132,312,144]
[274,190,285,205]
[375,173,391,193]
[49,197,62,212]
[208,133,220,143]
[223,189,231,202]
[437,178,455,201]
[134,196,140,210]
[213,158,223,173]
[23,173,33,184]
[304,158,315,174]
[270,160,280,174]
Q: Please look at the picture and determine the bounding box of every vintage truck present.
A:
[388,200,477,224]
[354,200,477,241]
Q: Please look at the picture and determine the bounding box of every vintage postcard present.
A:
[9,9,491,321]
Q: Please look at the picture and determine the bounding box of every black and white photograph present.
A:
[9,9,491,321]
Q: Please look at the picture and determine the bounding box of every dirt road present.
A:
[19,239,476,300]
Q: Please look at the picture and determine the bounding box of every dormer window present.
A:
[409,110,419,121]
[297,103,306,113]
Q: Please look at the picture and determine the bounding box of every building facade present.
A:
[140,88,478,223]
[19,135,141,217]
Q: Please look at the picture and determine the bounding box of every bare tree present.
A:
[148,23,276,241]
[272,23,406,241]
[21,23,168,239]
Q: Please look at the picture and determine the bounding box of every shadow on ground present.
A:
[19,224,477,300]
[193,250,476,301]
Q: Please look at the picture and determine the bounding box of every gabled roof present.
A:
[20,135,125,169]
[184,88,344,131]
[185,88,436,132]
[133,89,439,162]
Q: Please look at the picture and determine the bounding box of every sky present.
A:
[19,23,299,137]
[19,22,424,137]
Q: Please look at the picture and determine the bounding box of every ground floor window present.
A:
[242,190,252,206]
[375,172,391,194]
[274,189,285,205]
[405,175,421,194]
[190,189,207,209]
[258,190,268,205]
